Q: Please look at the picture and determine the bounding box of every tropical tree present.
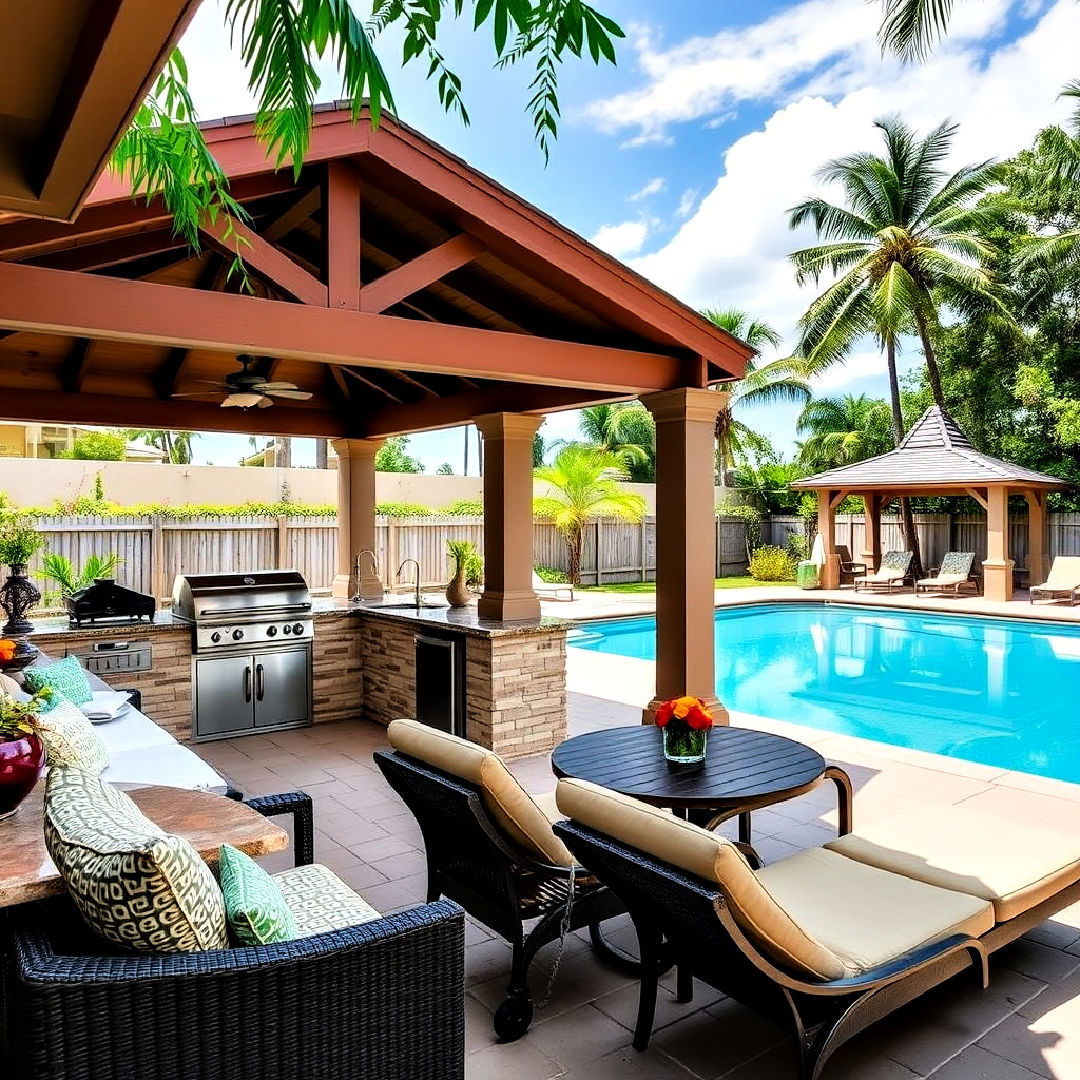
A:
[110,2,624,258]
[534,445,646,585]
[125,429,199,465]
[578,403,655,480]
[700,308,809,482]
[374,436,424,473]
[797,395,895,473]
[731,459,806,516]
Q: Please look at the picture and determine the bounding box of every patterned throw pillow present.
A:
[273,862,382,938]
[36,698,109,774]
[25,656,93,708]
[43,767,228,953]
[218,843,298,946]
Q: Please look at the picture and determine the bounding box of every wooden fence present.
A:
[24,513,752,599]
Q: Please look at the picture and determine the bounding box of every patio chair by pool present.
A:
[853,550,913,593]
[555,778,1080,1080]
[533,571,574,601]
[374,719,628,1042]
[916,551,976,596]
[835,545,867,586]
[1030,555,1080,605]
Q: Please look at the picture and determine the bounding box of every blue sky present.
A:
[178,0,1080,472]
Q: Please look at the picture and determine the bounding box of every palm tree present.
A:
[578,403,655,479]
[534,445,647,585]
[701,308,810,483]
[124,429,198,464]
[797,395,895,473]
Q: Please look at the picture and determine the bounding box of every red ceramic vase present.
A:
[0,732,45,820]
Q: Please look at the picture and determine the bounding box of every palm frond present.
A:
[878,0,957,62]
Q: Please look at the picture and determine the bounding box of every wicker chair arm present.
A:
[114,688,142,712]
[244,790,314,866]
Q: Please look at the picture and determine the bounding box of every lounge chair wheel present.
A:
[494,995,534,1041]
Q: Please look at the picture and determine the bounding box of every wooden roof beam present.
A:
[360,234,484,314]
[265,186,321,242]
[341,367,406,404]
[323,162,361,309]
[60,339,94,393]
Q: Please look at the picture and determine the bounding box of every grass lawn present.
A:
[578,576,792,594]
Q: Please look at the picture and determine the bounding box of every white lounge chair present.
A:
[1030,556,1080,605]
[533,571,574,602]
[853,550,913,593]
[916,551,976,596]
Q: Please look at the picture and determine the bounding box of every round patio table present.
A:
[551,725,852,843]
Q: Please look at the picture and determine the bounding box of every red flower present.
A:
[655,696,714,730]
[654,700,675,728]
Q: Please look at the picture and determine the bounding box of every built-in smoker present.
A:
[172,571,313,741]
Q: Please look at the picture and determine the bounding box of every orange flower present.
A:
[655,696,715,731]
[0,638,15,663]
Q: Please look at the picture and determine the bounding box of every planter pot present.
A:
[0,564,42,637]
[445,559,473,608]
[0,638,38,674]
[0,732,45,820]
[661,724,708,765]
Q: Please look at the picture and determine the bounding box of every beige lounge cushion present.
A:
[1034,557,1080,590]
[917,574,966,586]
[387,718,573,868]
[826,805,1080,922]
[273,863,383,938]
[756,848,993,975]
[556,777,846,980]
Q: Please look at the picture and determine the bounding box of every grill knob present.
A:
[292,622,305,636]
[266,625,278,637]
[210,631,222,643]
[232,629,244,641]
[282,623,292,635]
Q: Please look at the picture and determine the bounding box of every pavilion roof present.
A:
[792,407,1069,491]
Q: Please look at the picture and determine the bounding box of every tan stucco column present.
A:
[331,437,384,600]
[641,388,727,722]
[861,494,882,573]
[818,491,840,590]
[983,485,1014,602]
[1026,490,1048,585]
[476,412,543,621]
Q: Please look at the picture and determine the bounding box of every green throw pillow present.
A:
[218,843,298,946]
[25,656,93,709]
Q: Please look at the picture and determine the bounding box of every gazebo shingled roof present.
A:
[792,407,1066,490]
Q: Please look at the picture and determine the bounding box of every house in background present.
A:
[0,422,165,461]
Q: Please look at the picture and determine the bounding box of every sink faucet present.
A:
[352,549,382,602]
[396,558,422,611]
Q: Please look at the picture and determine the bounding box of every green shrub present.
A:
[440,499,484,516]
[61,432,127,461]
[787,532,810,561]
[0,519,44,566]
[533,565,569,584]
[748,545,796,582]
[447,539,483,587]
[375,501,434,517]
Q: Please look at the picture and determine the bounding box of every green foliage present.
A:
[532,565,568,583]
[0,520,44,566]
[62,432,127,461]
[732,460,805,515]
[797,395,895,472]
[38,553,123,598]
[440,499,485,516]
[748,545,797,582]
[0,685,53,743]
[786,532,810,562]
[715,501,763,550]
[436,463,455,475]
[93,473,106,504]
[578,403,656,481]
[375,501,434,517]
[446,539,483,588]
[374,436,424,473]
[124,430,199,465]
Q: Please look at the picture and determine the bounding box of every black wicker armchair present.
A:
[374,748,631,1041]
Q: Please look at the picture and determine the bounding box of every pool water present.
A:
[569,603,1080,784]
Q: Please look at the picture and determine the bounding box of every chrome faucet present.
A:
[396,558,423,611]
[352,549,382,602]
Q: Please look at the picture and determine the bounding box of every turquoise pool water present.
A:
[569,603,1080,783]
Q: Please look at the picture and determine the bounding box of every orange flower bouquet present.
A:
[655,696,714,764]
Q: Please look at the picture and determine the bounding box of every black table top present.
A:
[551,725,827,810]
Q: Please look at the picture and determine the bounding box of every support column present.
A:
[818,490,840,590]
[983,485,1014,602]
[331,437,384,600]
[475,412,543,621]
[1026,490,1048,586]
[641,388,726,722]
[861,494,882,574]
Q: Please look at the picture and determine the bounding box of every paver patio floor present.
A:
[196,698,1080,1080]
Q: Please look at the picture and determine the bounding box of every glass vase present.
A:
[661,723,708,765]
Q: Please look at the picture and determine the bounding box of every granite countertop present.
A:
[28,610,185,638]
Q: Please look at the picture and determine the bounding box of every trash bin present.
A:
[797,560,820,590]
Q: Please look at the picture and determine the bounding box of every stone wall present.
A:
[360,616,417,729]
[312,615,364,723]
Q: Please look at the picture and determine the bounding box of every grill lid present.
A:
[172,570,311,622]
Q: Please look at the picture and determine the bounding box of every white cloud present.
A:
[613,0,1079,370]
[628,177,666,201]
[675,188,699,218]
[591,220,650,257]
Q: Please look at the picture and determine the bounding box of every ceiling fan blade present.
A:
[221,392,265,408]
[171,390,226,398]
[256,397,274,408]
[256,381,301,391]
[263,389,313,400]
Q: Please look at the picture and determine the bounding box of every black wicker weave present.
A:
[243,791,315,867]
[374,749,633,1041]
[4,895,465,1080]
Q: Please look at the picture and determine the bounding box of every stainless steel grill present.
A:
[172,571,313,741]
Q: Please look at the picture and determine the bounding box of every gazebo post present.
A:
[641,388,726,722]
[331,438,385,600]
[1026,491,1048,586]
[983,485,1014,602]
[861,493,882,574]
[475,412,543,621]
[818,489,841,590]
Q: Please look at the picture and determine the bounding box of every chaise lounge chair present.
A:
[554,778,1080,1080]
[916,551,976,596]
[373,720,628,1041]
[533,571,574,601]
[1030,555,1080,605]
[853,550,913,593]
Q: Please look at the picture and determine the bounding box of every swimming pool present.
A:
[569,603,1080,784]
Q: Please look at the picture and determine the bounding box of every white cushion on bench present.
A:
[103,743,228,793]
[94,705,178,755]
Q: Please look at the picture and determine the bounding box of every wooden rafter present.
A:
[387,370,439,398]
[341,367,406,404]
[265,186,321,242]
[327,365,352,402]
[323,162,361,310]
[60,339,94,393]
[154,255,228,399]
[360,234,484,314]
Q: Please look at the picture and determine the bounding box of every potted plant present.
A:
[0,520,44,664]
[445,540,483,608]
[654,696,715,765]
[0,683,51,819]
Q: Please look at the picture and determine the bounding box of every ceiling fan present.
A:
[173,354,313,409]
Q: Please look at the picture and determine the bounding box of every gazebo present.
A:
[792,406,1070,602]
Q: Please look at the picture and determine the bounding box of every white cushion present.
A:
[94,705,178,755]
[103,743,228,793]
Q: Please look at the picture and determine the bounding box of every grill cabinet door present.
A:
[253,646,311,730]
[194,654,254,738]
